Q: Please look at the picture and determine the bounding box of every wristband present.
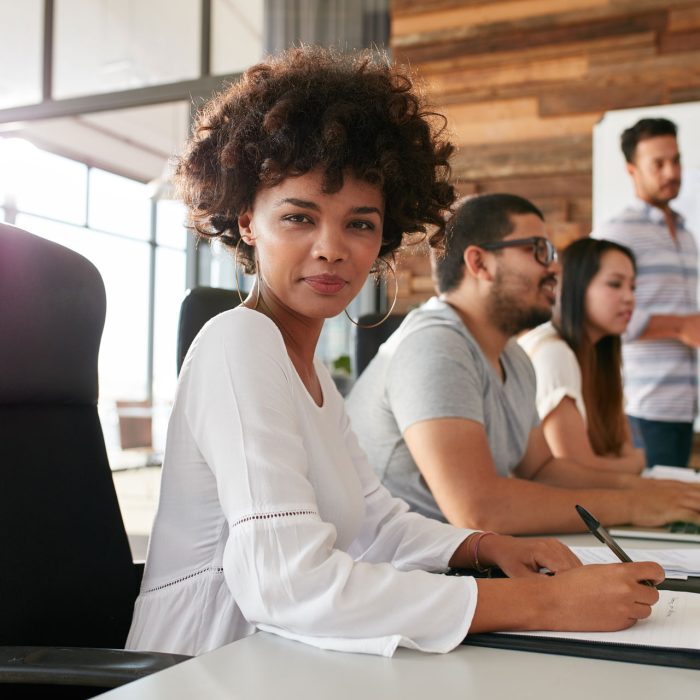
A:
[471,531,496,574]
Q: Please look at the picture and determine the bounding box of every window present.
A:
[1,137,187,457]
[0,0,43,108]
[211,0,264,75]
[53,0,201,98]
[6,139,87,224]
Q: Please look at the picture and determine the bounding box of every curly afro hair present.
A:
[174,45,456,273]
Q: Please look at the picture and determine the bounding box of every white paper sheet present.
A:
[571,546,700,579]
[506,590,700,650]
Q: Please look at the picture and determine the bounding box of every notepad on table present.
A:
[464,590,700,669]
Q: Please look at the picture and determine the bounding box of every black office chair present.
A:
[176,286,240,374]
[0,224,188,697]
[354,312,406,377]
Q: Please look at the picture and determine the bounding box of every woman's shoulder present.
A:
[183,307,290,376]
[197,307,284,349]
[518,321,560,352]
[519,323,579,372]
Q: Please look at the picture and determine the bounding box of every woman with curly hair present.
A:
[520,237,644,473]
[126,46,661,657]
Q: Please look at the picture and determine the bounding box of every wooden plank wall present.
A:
[389,0,700,311]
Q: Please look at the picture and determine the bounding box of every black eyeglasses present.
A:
[473,236,558,267]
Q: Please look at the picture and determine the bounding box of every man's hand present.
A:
[627,481,700,526]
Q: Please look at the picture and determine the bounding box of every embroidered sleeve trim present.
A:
[144,566,225,593]
[142,511,319,594]
[231,509,319,529]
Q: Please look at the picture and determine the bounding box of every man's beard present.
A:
[647,179,681,208]
[487,269,553,337]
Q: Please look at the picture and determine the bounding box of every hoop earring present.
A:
[234,238,260,309]
[344,258,398,329]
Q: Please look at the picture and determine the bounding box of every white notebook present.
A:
[465,590,700,669]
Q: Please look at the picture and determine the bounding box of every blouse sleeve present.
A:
[182,313,476,657]
[528,337,586,423]
[341,409,476,572]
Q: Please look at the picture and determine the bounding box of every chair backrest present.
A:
[0,223,139,648]
[177,286,240,374]
[354,313,406,378]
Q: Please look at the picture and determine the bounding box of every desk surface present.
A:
[94,535,700,700]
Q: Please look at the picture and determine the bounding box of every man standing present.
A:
[593,118,699,468]
[346,193,700,533]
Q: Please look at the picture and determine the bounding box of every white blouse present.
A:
[518,322,587,424]
[126,308,477,657]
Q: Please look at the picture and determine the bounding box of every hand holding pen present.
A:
[576,505,658,587]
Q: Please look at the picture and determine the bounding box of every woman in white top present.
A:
[126,47,661,658]
[520,237,644,474]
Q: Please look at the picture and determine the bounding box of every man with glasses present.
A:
[346,193,700,534]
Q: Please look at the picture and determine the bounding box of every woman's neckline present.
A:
[237,307,325,409]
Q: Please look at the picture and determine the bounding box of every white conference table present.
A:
[94,535,700,699]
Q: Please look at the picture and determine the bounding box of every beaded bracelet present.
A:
[471,531,496,574]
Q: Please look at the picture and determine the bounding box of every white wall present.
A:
[592,101,700,235]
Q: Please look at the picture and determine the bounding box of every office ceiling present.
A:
[1,101,192,184]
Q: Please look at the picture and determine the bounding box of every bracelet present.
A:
[471,531,496,574]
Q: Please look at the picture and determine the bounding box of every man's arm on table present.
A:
[403,418,700,535]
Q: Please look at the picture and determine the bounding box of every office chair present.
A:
[354,312,406,377]
[176,286,240,374]
[0,224,188,697]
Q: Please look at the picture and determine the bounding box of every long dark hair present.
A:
[554,237,636,456]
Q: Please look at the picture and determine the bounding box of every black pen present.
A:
[575,505,656,587]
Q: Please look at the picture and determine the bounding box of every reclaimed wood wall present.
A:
[389,0,700,312]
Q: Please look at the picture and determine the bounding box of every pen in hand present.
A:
[575,505,657,588]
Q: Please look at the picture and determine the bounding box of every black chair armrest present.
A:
[0,646,191,689]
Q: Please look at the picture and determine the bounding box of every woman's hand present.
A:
[538,563,664,631]
[469,562,665,634]
[476,534,581,578]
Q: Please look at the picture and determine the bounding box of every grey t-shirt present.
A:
[346,297,539,522]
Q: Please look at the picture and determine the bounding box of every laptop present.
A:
[609,465,700,543]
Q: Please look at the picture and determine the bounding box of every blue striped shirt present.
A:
[592,199,698,422]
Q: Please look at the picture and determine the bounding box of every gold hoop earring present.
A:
[344,258,398,329]
[234,238,260,309]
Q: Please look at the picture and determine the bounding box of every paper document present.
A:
[507,590,700,650]
[642,465,700,483]
[571,546,700,580]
